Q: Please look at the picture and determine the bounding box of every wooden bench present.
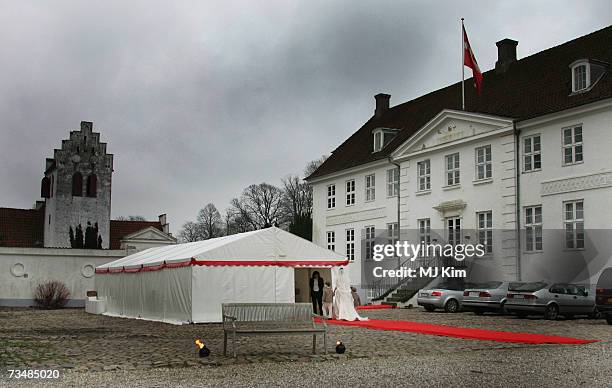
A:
[222,303,327,357]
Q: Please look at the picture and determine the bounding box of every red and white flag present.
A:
[463,26,482,93]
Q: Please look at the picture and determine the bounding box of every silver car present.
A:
[462,281,524,315]
[504,282,596,320]
[417,282,477,313]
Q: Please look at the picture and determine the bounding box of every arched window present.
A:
[569,59,606,94]
[72,172,83,197]
[41,177,50,198]
[572,63,588,92]
[86,174,97,197]
[50,175,54,198]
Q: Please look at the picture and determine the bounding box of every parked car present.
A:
[505,282,596,320]
[575,284,602,319]
[462,281,524,315]
[596,267,612,325]
[417,281,477,313]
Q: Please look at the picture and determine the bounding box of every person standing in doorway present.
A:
[351,286,362,308]
[322,281,334,319]
[309,271,324,315]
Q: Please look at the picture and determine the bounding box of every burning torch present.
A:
[195,339,210,357]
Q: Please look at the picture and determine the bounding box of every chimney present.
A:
[495,38,518,74]
[374,93,390,118]
[159,214,170,234]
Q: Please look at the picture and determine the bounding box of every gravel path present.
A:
[1,307,610,387]
[7,342,611,387]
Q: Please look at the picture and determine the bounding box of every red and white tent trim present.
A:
[95,227,349,324]
[96,227,349,274]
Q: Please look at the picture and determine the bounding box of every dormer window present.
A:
[372,128,399,152]
[572,63,588,92]
[570,59,607,94]
[374,131,383,152]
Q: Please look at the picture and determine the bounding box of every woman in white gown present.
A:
[332,267,367,321]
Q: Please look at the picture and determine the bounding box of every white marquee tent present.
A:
[95,227,348,324]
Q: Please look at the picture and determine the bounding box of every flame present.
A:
[336,340,342,346]
[195,339,205,349]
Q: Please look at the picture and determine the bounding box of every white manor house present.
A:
[307,26,612,303]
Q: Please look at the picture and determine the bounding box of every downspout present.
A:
[388,156,401,268]
[513,121,522,281]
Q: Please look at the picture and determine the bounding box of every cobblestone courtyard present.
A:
[1,307,610,386]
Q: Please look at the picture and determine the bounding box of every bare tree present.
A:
[282,156,326,220]
[303,155,328,178]
[282,175,312,219]
[281,156,328,240]
[223,207,253,236]
[281,175,312,240]
[197,203,222,239]
[177,221,204,242]
[231,183,286,229]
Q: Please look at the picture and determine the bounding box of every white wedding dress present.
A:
[332,267,367,321]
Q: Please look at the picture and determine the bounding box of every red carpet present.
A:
[357,304,396,310]
[318,318,597,345]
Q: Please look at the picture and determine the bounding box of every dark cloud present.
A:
[0,0,609,230]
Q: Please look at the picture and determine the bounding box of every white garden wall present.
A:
[0,247,125,307]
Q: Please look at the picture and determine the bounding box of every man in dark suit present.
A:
[309,271,324,315]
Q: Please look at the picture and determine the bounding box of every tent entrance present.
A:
[294,268,331,303]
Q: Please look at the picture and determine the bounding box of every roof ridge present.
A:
[391,25,612,113]
[307,24,612,180]
[0,206,43,212]
[505,24,612,66]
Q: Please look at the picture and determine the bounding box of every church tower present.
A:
[40,121,113,248]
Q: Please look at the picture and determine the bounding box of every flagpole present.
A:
[461,18,465,110]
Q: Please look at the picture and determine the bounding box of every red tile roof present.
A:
[109,220,163,250]
[0,209,162,249]
[308,25,612,180]
[0,207,45,248]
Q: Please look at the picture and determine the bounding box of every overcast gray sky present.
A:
[0,1,610,231]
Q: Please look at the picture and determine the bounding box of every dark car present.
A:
[596,268,612,324]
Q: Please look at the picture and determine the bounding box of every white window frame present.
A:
[525,205,542,252]
[386,168,399,197]
[326,231,335,251]
[326,184,336,209]
[366,289,376,300]
[418,218,431,244]
[417,160,431,191]
[564,200,584,249]
[345,179,355,206]
[562,125,583,165]
[445,217,461,246]
[418,218,431,257]
[523,134,542,172]
[477,211,493,254]
[475,145,492,180]
[445,153,460,186]
[346,228,355,261]
[387,222,398,245]
[365,174,376,202]
[373,130,383,152]
[571,63,589,92]
[364,225,375,261]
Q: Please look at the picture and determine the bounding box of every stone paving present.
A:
[0,306,609,374]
